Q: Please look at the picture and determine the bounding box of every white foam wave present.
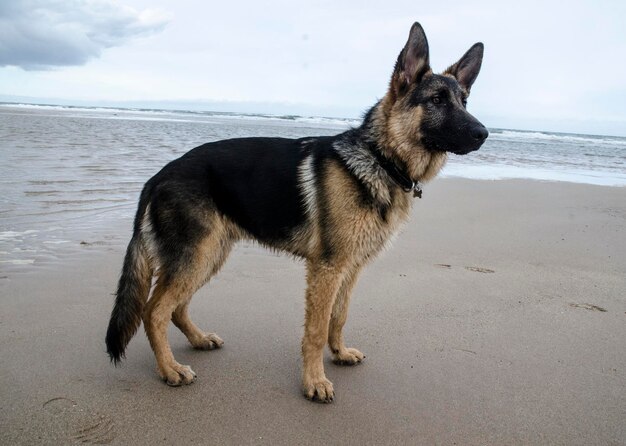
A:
[492,130,626,146]
[0,259,36,265]
[442,163,626,186]
[1,102,358,127]
[0,230,39,240]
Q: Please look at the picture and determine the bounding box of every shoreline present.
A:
[1,178,625,444]
[2,178,625,275]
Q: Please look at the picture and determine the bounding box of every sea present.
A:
[1,103,625,269]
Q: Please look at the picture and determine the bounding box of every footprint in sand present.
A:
[569,303,607,312]
[465,266,495,273]
[43,397,115,444]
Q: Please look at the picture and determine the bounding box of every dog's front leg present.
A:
[328,265,365,365]
[301,261,345,403]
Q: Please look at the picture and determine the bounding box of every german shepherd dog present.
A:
[106,22,488,403]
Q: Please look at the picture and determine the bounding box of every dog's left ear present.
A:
[444,43,484,93]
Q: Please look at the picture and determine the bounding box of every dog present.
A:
[106,22,487,403]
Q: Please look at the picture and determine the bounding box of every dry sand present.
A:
[1,179,625,445]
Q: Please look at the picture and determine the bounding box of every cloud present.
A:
[0,0,169,70]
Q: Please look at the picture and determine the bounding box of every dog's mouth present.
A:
[425,123,489,155]
[447,134,488,155]
[422,123,489,155]
[425,141,484,155]
[449,145,482,155]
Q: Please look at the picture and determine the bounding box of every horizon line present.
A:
[1,97,625,139]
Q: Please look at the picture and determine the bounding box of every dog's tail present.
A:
[105,199,152,364]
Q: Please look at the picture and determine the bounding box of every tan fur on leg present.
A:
[328,265,365,365]
[170,219,236,353]
[143,281,197,386]
[301,261,346,403]
[172,302,224,350]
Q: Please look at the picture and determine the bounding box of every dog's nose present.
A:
[470,125,489,141]
[470,124,489,141]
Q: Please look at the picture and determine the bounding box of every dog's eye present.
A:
[462,99,468,107]
[431,96,441,105]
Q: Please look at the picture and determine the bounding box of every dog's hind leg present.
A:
[171,235,234,350]
[328,265,365,366]
[172,302,225,351]
[144,219,236,386]
[143,277,199,386]
[301,261,346,403]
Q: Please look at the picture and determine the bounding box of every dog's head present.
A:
[385,23,487,156]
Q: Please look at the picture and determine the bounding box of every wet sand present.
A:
[1,179,625,445]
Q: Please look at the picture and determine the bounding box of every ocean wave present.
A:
[0,102,358,128]
[491,129,626,146]
[0,259,35,265]
[0,103,136,114]
[0,229,39,240]
[442,163,626,186]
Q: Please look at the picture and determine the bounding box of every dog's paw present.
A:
[159,363,197,386]
[303,376,335,403]
[193,332,224,350]
[332,347,365,366]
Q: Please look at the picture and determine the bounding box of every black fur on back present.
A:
[143,136,355,248]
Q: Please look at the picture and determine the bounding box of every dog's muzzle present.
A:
[450,123,489,155]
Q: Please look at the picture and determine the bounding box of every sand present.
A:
[1,179,625,445]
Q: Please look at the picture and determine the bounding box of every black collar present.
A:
[370,149,423,198]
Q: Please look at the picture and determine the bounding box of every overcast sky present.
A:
[1,0,625,135]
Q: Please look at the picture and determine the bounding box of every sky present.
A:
[1,0,625,136]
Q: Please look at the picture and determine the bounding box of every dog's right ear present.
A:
[391,22,431,95]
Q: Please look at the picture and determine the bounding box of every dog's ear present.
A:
[444,43,484,93]
[391,22,430,94]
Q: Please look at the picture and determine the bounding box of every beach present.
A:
[1,178,624,445]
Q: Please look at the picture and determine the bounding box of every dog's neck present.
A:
[366,146,423,198]
[333,137,396,206]
[334,95,449,204]
[360,96,448,184]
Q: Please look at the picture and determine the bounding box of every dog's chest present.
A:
[347,191,413,262]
